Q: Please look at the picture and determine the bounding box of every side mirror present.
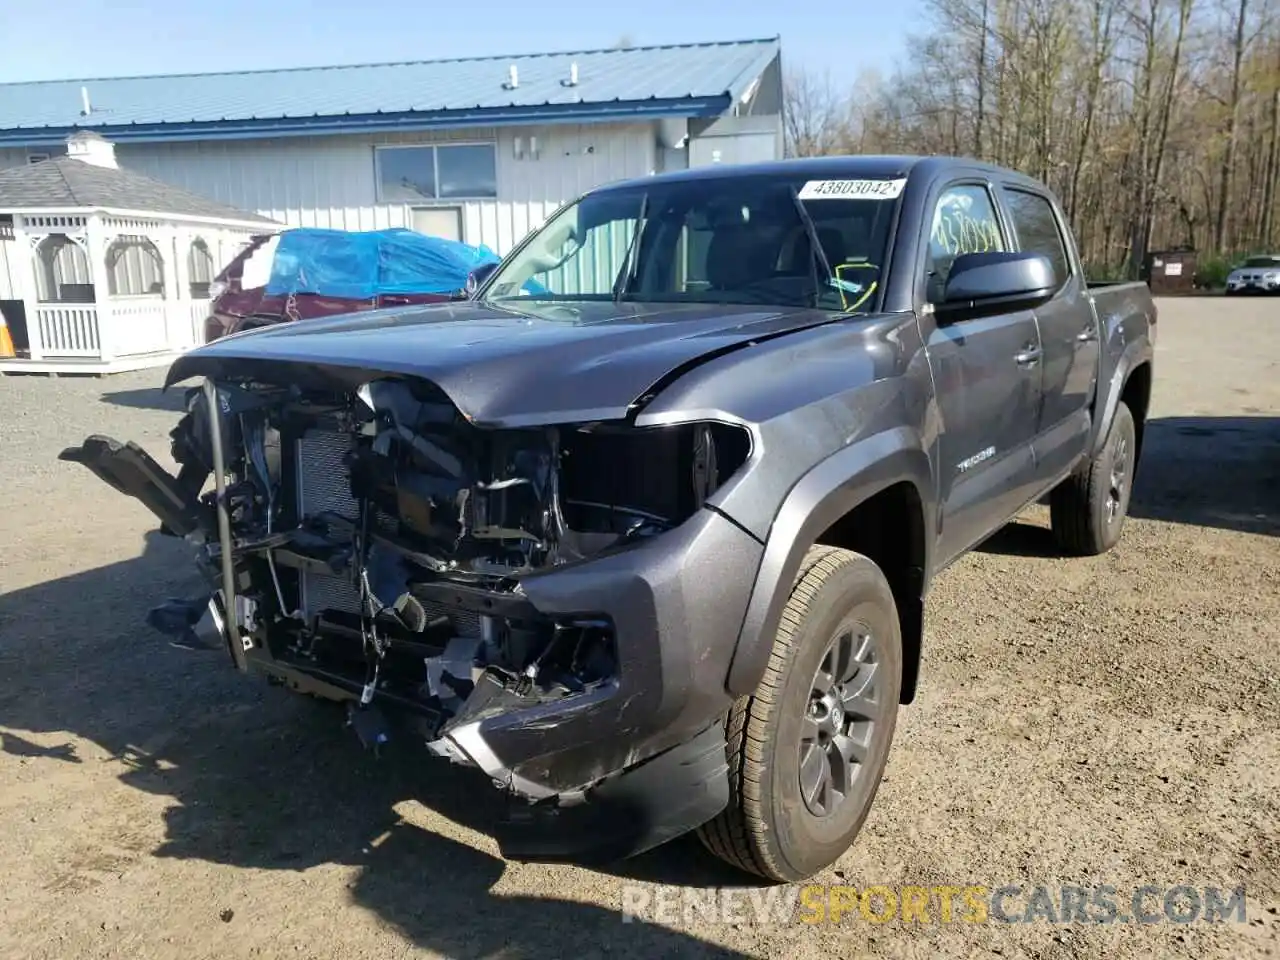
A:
[466,261,500,297]
[935,252,1057,322]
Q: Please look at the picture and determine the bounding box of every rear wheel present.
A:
[1050,400,1136,556]
[697,546,902,882]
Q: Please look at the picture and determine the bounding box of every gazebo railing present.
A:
[36,305,100,356]
[110,297,174,358]
[188,300,211,345]
[32,298,212,360]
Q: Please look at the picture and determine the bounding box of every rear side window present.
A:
[1003,189,1070,287]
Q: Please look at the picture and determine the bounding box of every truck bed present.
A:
[1084,281,1155,322]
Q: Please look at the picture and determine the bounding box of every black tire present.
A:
[697,546,902,882]
[1049,400,1137,556]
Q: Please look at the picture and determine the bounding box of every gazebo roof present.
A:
[0,155,276,225]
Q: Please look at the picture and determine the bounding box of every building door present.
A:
[412,207,463,242]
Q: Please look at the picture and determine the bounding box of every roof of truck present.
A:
[600,155,1050,191]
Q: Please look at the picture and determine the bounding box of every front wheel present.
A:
[697,546,902,882]
[1049,400,1137,556]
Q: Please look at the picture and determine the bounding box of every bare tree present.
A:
[784,0,1280,274]
[782,70,852,157]
[1262,39,1280,243]
[1067,0,1121,222]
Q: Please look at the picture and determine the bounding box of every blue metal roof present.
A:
[0,38,780,146]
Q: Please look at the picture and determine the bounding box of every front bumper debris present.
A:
[242,506,761,797]
[494,722,730,863]
[60,368,767,864]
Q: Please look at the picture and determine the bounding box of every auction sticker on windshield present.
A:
[798,179,907,200]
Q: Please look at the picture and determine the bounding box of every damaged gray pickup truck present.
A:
[63,156,1156,882]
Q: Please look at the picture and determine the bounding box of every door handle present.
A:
[1015,346,1042,366]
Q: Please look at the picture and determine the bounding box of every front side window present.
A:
[481,175,901,312]
[376,144,497,202]
[1003,188,1070,288]
[925,184,1006,302]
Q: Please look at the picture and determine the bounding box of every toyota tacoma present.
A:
[62,156,1156,882]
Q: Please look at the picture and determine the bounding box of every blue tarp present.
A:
[264,227,501,299]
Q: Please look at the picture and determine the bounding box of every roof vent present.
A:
[562,62,580,87]
[66,131,118,169]
[503,64,519,90]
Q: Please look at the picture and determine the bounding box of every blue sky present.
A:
[0,0,913,86]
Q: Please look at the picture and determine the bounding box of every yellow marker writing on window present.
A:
[834,262,879,312]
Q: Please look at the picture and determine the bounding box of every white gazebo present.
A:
[0,132,278,374]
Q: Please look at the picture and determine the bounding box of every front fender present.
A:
[724,427,935,697]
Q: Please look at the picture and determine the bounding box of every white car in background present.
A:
[1225,254,1280,295]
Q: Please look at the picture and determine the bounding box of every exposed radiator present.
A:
[292,427,480,637]
[296,428,362,618]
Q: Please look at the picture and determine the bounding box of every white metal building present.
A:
[0,39,783,260]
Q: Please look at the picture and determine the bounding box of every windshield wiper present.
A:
[789,186,837,309]
[612,193,650,303]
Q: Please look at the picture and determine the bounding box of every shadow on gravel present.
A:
[979,414,1280,555]
[98,386,186,412]
[975,523,1059,558]
[0,731,82,763]
[0,530,758,958]
[1129,415,1280,536]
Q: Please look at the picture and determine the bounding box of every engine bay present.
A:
[105,371,750,775]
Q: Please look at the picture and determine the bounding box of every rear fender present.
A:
[1091,340,1152,458]
[725,427,935,697]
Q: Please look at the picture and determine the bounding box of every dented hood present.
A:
[167,299,841,426]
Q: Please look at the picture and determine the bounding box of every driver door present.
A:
[921,181,1045,566]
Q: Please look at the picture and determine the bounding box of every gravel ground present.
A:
[0,297,1278,959]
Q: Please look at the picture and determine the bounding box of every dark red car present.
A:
[204,228,500,342]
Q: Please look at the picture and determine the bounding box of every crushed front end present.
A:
[62,369,763,861]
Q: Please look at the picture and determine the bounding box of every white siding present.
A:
[116,123,658,255]
[0,148,55,169]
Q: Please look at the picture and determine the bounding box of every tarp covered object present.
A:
[264,227,501,299]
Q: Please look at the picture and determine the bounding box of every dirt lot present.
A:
[1,297,1278,959]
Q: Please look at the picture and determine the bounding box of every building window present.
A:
[376,144,497,202]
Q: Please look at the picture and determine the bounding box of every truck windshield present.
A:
[480,175,902,312]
